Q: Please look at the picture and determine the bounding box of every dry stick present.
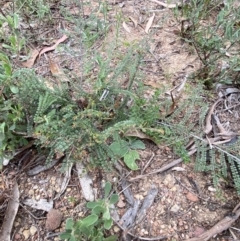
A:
[186,202,240,241]
[113,217,168,241]
[129,148,197,182]
[141,152,155,174]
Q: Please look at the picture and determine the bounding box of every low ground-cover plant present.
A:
[174,0,240,87]
[1,0,240,196]
[60,182,118,241]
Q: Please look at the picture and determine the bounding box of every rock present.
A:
[170,204,180,213]
[46,209,63,231]
[28,189,34,196]
[117,199,125,208]
[186,192,199,202]
[14,233,22,240]
[208,186,216,192]
[113,226,120,233]
[23,229,30,239]
[193,226,205,237]
[30,226,37,235]
[163,174,175,188]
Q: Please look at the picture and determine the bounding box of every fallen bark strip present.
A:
[121,179,135,206]
[0,182,19,241]
[186,202,240,241]
[120,199,141,229]
[136,185,158,224]
[129,148,196,181]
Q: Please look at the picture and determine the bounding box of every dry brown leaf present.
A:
[129,16,138,28]
[125,128,164,147]
[22,49,39,68]
[39,35,68,57]
[144,80,162,89]
[122,21,131,33]
[204,99,221,134]
[49,60,69,82]
[150,0,178,8]
[145,13,155,34]
[186,192,199,202]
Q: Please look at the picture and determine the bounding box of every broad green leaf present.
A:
[123,150,139,170]
[87,200,103,209]
[3,63,11,76]
[103,209,111,220]
[92,205,105,215]
[69,236,76,241]
[109,194,119,205]
[9,123,16,131]
[59,232,72,240]
[130,140,145,150]
[109,140,129,157]
[104,182,111,197]
[0,132,5,142]
[13,14,19,29]
[104,235,118,241]
[103,218,113,230]
[65,218,74,230]
[81,214,98,227]
[10,85,18,94]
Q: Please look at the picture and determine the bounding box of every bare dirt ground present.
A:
[1,1,240,241]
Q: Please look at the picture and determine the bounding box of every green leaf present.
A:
[0,132,5,142]
[59,232,72,240]
[103,218,113,230]
[0,123,5,132]
[103,209,110,220]
[104,182,111,197]
[10,86,19,94]
[109,194,119,205]
[87,200,104,209]
[81,214,98,227]
[109,140,129,157]
[123,150,139,170]
[65,218,74,230]
[104,235,118,241]
[92,205,105,215]
[13,14,19,29]
[3,63,11,76]
[130,140,145,150]
[69,236,76,241]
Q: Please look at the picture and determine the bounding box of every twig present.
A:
[113,217,168,241]
[186,202,240,241]
[141,152,155,174]
[129,148,196,181]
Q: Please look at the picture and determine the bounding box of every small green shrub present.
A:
[60,182,118,241]
[174,0,240,87]
[0,53,28,168]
